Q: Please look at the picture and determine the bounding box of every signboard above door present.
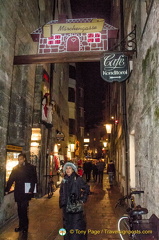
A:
[14,17,119,65]
[100,52,130,82]
[30,18,118,54]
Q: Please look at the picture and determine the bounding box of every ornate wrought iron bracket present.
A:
[110,25,137,58]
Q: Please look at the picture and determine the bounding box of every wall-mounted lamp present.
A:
[104,124,112,134]
[103,142,108,148]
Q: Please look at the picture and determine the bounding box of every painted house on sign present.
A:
[30,18,118,53]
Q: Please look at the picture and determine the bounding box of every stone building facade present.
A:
[125,0,159,216]
[108,0,159,216]
[0,0,74,225]
[0,0,53,224]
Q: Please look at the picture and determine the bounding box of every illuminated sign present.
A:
[6,145,23,151]
[100,53,130,82]
[84,138,90,143]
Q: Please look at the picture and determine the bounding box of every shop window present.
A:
[47,34,62,45]
[6,151,21,192]
[87,33,101,43]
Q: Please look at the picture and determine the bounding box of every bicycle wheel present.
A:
[118,216,131,240]
[48,183,53,198]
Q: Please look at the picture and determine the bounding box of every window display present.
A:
[6,151,21,192]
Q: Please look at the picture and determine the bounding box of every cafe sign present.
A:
[100,53,130,82]
[56,131,65,141]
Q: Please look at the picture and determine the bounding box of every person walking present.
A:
[92,160,98,182]
[96,159,105,183]
[59,162,90,240]
[107,160,115,186]
[5,153,37,234]
[83,160,92,182]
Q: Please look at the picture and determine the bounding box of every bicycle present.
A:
[44,175,56,199]
[115,190,156,240]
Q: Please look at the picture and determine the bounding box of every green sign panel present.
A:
[100,53,130,82]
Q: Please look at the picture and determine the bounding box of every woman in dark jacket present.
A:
[59,162,90,240]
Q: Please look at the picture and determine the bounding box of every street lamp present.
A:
[104,124,112,134]
[103,141,108,148]
[104,124,112,162]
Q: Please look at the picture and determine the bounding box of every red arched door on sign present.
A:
[67,36,80,51]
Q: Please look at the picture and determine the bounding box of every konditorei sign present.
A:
[100,53,130,82]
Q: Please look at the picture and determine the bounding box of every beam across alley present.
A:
[14,50,135,65]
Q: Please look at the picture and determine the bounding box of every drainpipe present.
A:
[120,0,129,196]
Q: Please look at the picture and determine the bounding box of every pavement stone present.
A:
[0,173,126,240]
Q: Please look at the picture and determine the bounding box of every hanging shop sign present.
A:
[56,131,65,141]
[6,145,23,151]
[30,18,118,54]
[100,53,130,82]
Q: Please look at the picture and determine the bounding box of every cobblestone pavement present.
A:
[0,173,125,240]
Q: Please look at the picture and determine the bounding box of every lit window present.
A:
[87,33,101,43]
[47,34,62,45]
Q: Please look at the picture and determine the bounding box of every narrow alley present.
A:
[0,173,123,240]
[1,1,159,240]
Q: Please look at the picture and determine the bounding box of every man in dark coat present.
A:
[92,161,98,182]
[59,162,90,240]
[5,153,37,233]
[83,160,92,182]
[107,160,115,186]
[96,159,105,183]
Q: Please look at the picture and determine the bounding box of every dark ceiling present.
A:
[70,0,111,23]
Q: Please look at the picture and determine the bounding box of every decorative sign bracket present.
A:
[100,26,137,82]
[110,25,137,57]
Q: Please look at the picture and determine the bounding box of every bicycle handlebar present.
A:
[124,190,144,199]
[115,190,144,208]
[130,190,144,195]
